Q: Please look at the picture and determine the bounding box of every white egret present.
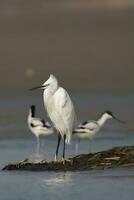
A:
[73,111,125,153]
[30,75,76,162]
[28,105,54,155]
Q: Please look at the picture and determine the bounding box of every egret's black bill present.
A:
[29,86,43,91]
[113,115,126,123]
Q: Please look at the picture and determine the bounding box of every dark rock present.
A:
[3,146,134,171]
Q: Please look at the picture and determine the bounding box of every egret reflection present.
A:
[41,172,73,187]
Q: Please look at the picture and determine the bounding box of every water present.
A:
[0,94,134,200]
[0,169,134,200]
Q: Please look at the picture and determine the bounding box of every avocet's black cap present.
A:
[30,105,35,110]
[104,110,113,116]
[104,110,126,123]
[101,110,113,117]
[30,105,36,117]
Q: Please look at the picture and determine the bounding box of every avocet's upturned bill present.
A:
[28,105,54,154]
[30,75,76,162]
[73,111,126,153]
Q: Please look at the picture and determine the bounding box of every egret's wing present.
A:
[53,87,76,143]
[80,120,99,131]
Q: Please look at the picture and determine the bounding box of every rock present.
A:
[3,146,134,171]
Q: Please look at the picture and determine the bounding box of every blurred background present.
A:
[0,0,134,96]
[0,2,134,199]
[0,0,134,137]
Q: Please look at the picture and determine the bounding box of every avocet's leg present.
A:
[88,139,93,153]
[75,139,80,155]
[36,135,40,155]
[54,133,61,161]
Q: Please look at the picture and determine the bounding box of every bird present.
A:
[30,74,76,163]
[28,105,54,155]
[73,110,125,154]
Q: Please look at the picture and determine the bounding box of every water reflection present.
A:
[41,172,73,188]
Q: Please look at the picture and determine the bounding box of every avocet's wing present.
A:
[79,120,99,131]
[30,117,52,128]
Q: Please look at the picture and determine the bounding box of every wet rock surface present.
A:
[3,146,134,171]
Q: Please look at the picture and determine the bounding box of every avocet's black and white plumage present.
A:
[28,105,54,154]
[30,75,76,162]
[73,111,125,153]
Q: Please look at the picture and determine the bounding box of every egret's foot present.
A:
[53,156,73,165]
[53,159,62,163]
[40,159,47,163]
[54,154,58,162]
[61,158,73,165]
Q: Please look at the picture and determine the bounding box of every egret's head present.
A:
[30,74,58,91]
[42,74,58,90]
[102,110,125,123]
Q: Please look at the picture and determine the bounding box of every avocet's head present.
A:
[102,110,125,123]
[102,111,113,119]
[30,74,58,92]
[29,105,36,117]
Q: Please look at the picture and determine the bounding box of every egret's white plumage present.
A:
[73,111,125,153]
[31,74,76,161]
[28,105,54,154]
[43,75,76,144]
[42,75,76,161]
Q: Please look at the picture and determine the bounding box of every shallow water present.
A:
[1,169,134,200]
[0,94,134,200]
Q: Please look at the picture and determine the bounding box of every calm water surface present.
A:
[0,94,134,200]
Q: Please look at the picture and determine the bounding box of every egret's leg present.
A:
[62,135,72,164]
[75,139,80,155]
[62,135,66,161]
[36,136,40,155]
[54,133,61,161]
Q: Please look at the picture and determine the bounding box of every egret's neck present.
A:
[44,83,58,98]
[43,88,55,112]
[43,82,58,115]
[97,114,109,127]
